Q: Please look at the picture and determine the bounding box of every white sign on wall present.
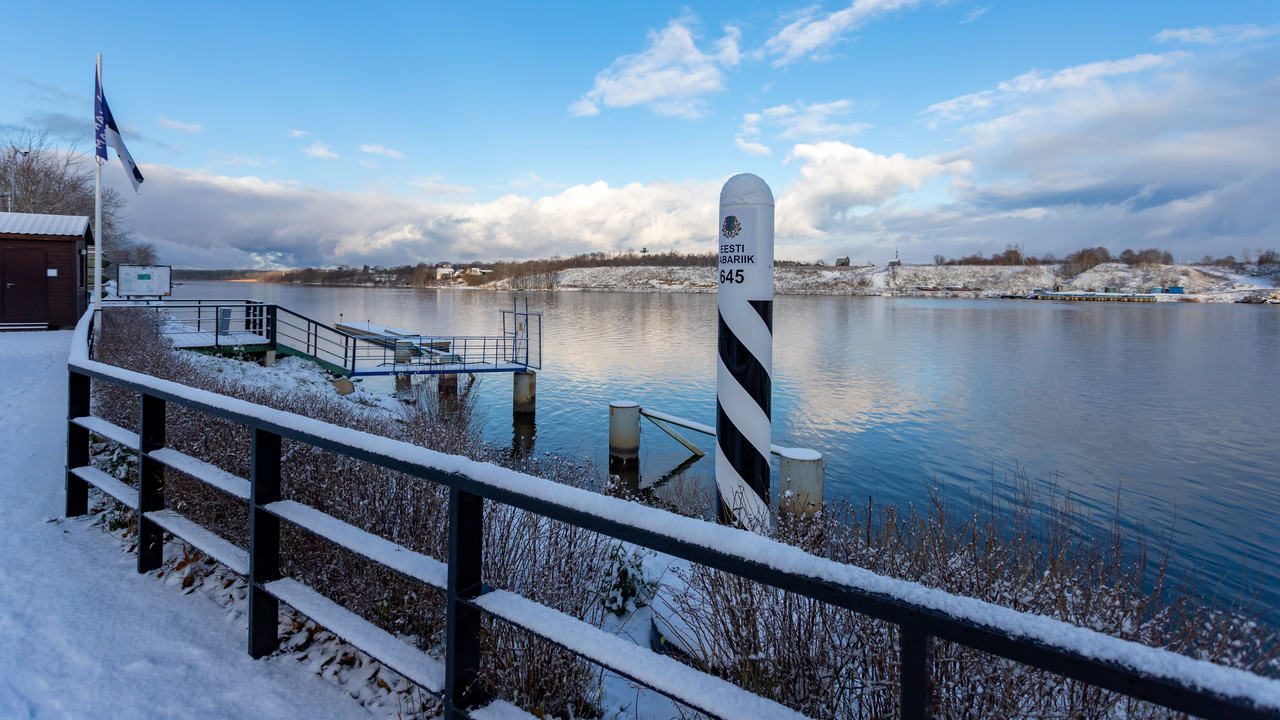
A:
[118,265,172,297]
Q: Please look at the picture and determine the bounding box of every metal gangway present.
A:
[101,296,541,377]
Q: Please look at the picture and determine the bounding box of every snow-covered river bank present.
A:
[501,262,1280,301]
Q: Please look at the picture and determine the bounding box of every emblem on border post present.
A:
[722,215,741,239]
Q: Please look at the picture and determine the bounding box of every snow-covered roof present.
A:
[0,211,91,238]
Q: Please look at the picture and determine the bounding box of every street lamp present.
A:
[5,148,30,212]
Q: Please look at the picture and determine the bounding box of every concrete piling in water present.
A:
[513,370,536,413]
[512,410,536,457]
[779,448,825,516]
[439,373,459,398]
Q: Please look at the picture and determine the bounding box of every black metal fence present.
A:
[65,309,1280,719]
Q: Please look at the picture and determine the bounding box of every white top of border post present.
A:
[720,173,774,207]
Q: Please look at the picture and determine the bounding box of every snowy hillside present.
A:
[506,263,1280,301]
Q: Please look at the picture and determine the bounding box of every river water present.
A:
[173,282,1280,616]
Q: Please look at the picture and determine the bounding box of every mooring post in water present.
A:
[513,370,536,413]
[609,401,640,457]
[715,173,774,531]
[608,401,641,495]
[779,448,824,516]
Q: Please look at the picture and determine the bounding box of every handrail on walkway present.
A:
[66,307,1280,719]
[100,298,540,377]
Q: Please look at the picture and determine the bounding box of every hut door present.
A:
[1,248,48,323]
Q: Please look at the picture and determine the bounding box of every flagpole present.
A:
[94,53,103,339]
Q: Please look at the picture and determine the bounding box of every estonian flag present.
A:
[95,67,144,193]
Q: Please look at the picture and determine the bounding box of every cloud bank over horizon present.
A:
[10,5,1278,269]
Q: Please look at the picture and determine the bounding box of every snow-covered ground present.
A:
[0,331,373,719]
[514,263,1280,301]
[0,330,687,719]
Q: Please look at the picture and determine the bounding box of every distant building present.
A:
[835,256,850,266]
[0,211,93,329]
[436,263,455,279]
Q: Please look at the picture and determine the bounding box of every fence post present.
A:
[137,393,166,572]
[65,370,90,517]
[249,428,282,658]
[900,625,933,720]
[267,305,278,346]
[445,487,484,717]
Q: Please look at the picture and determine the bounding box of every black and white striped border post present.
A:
[715,174,774,531]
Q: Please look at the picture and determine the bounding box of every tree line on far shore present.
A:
[174,243,1279,288]
[932,243,1278,275]
[174,251,807,286]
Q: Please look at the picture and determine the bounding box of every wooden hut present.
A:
[0,211,93,330]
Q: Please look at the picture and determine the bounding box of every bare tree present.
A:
[1,128,156,264]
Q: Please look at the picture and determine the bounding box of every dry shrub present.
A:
[92,307,606,717]
[662,479,1280,718]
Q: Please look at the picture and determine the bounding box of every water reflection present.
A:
[175,282,1280,615]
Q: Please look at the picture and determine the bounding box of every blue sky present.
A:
[2,1,1277,269]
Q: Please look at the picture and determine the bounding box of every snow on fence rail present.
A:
[65,307,1280,720]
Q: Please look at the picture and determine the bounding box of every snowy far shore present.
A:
[509,263,1280,301]
[198,262,1280,303]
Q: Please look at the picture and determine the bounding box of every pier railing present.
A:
[66,306,1280,719]
[103,298,540,376]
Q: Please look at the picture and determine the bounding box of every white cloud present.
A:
[735,138,772,156]
[961,6,988,23]
[764,0,941,66]
[569,17,741,119]
[304,141,339,159]
[118,164,724,268]
[777,141,969,236]
[503,172,565,191]
[360,144,405,159]
[1154,24,1278,45]
[768,99,871,139]
[359,159,378,169]
[925,52,1190,124]
[158,116,202,133]
[735,100,869,155]
[289,129,309,138]
[410,176,475,198]
[209,151,263,167]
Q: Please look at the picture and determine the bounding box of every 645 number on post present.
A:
[720,269,745,284]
